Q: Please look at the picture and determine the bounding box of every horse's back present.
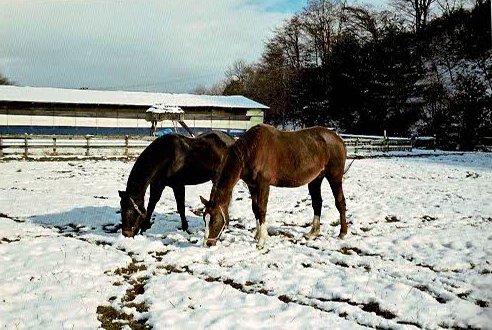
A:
[242,124,346,186]
[248,124,345,159]
[197,130,235,148]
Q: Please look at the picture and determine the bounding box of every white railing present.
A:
[0,134,150,159]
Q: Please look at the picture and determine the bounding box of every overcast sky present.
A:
[0,0,386,93]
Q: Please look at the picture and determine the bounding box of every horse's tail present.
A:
[344,159,355,175]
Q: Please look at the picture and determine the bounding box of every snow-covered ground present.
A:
[0,152,491,329]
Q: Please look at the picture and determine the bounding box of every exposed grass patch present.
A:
[268,229,294,239]
[414,285,449,304]
[385,215,400,223]
[96,305,150,330]
[223,279,245,291]
[148,250,170,261]
[0,237,20,243]
[360,301,396,319]
[125,302,149,313]
[158,264,184,274]
[102,223,121,234]
[278,295,293,303]
[114,260,147,278]
[422,215,437,222]
[334,260,349,268]
[475,299,490,308]
[465,172,480,179]
[0,213,25,223]
[122,280,147,303]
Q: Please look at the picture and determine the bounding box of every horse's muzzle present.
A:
[205,239,217,247]
[122,229,136,238]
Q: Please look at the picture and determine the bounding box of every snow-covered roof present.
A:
[146,104,184,114]
[0,86,269,110]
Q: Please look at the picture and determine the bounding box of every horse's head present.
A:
[200,196,226,247]
[119,190,147,237]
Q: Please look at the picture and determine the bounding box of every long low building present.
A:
[0,86,268,136]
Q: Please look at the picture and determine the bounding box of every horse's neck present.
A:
[126,157,157,203]
[212,145,245,206]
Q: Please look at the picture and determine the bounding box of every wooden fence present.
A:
[341,134,413,153]
[0,134,149,159]
[0,133,415,159]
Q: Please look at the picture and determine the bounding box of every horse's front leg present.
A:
[304,176,324,239]
[172,185,188,231]
[141,181,165,233]
[256,181,270,249]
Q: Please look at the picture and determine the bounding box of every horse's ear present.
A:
[118,190,126,198]
[200,196,208,205]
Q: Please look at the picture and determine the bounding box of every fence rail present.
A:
[342,136,413,152]
[0,133,416,159]
[0,134,149,158]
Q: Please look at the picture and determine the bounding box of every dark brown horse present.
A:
[200,124,348,249]
[119,131,235,237]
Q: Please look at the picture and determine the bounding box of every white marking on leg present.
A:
[304,215,320,239]
[257,223,268,249]
[203,214,210,247]
[313,215,320,231]
[254,219,260,241]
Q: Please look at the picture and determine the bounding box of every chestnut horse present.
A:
[200,124,348,249]
[119,131,234,237]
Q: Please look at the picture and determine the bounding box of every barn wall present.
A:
[0,103,263,135]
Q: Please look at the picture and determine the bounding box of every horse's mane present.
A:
[210,135,250,205]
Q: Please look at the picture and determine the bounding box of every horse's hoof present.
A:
[338,232,347,239]
[256,243,264,250]
[303,231,320,240]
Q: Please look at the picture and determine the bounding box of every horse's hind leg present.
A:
[256,180,270,249]
[247,184,260,240]
[141,181,166,233]
[326,168,347,239]
[304,175,324,239]
[172,185,188,231]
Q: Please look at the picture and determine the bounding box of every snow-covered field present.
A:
[0,153,491,329]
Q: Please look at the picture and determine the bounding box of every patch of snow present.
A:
[0,152,491,329]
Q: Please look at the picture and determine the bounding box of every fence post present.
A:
[85,135,90,156]
[355,138,358,154]
[124,135,129,157]
[0,136,3,158]
[24,133,28,159]
[433,134,436,152]
[53,136,57,155]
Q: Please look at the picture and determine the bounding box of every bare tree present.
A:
[225,60,254,86]
[436,0,466,15]
[301,0,344,67]
[390,0,438,31]
[342,5,381,40]
[191,80,227,95]
[272,15,305,70]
